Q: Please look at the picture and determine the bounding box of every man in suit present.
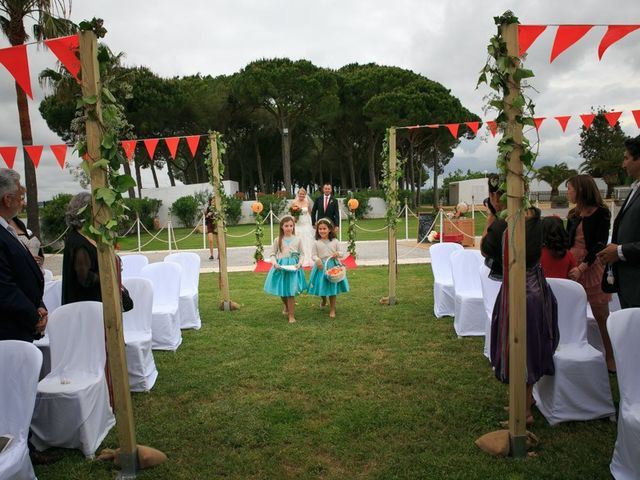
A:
[0,168,47,341]
[311,182,340,230]
[597,136,640,308]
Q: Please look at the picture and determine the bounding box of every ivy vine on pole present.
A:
[477,11,538,210]
[381,128,404,229]
[254,212,265,261]
[76,18,136,246]
[204,131,228,229]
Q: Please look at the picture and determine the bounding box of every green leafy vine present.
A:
[477,11,538,211]
[381,129,404,229]
[203,132,228,230]
[254,211,265,261]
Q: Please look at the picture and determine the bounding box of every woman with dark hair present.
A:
[481,175,559,425]
[566,174,615,372]
[205,196,217,260]
[540,216,576,279]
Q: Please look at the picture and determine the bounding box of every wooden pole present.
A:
[209,133,232,311]
[502,22,528,458]
[388,128,398,306]
[79,31,138,475]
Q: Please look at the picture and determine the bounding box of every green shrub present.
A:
[224,195,242,226]
[257,194,288,218]
[122,197,162,233]
[41,193,73,242]
[350,192,372,220]
[170,195,199,228]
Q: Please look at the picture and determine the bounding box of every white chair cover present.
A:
[140,262,182,351]
[122,277,158,392]
[0,341,42,480]
[120,254,149,279]
[533,279,615,426]
[608,308,640,480]
[30,301,115,458]
[35,279,63,379]
[450,250,485,336]
[479,263,501,360]
[610,293,621,313]
[585,293,621,354]
[43,269,54,283]
[429,242,463,318]
[164,252,201,330]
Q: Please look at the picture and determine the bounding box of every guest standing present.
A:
[566,174,614,372]
[7,186,44,271]
[311,183,340,229]
[205,196,217,260]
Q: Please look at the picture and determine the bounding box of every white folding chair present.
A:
[35,279,63,379]
[608,308,640,480]
[140,262,182,351]
[479,263,501,360]
[429,242,463,318]
[533,279,615,426]
[30,301,115,458]
[0,341,42,480]
[122,277,158,392]
[449,250,486,336]
[120,254,149,279]
[164,252,201,330]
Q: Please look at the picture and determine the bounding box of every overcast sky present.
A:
[1,0,639,200]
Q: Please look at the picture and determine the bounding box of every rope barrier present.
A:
[355,224,389,233]
[171,222,204,244]
[441,216,477,239]
[396,210,440,258]
[226,229,257,238]
[138,221,170,244]
[41,226,70,248]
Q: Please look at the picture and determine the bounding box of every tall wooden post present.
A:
[79,31,138,475]
[209,133,231,310]
[388,128,398,305]
[502,22,528,458]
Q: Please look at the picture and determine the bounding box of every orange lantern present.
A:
[347,198,359,211]
[252,201,264,214]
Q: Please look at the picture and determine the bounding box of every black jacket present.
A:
[567,206,610,265]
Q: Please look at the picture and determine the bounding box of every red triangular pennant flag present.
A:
[24,145,43,168]
[186,135,201,157]
[631,110,640,128]
[465,122,480,134]
[407,125,420,130]
[0,44,32,98]
[486,121,498,137]
[120,140,137,161]
[445,124,459,138]
[580,114,596,129]
[533,117,546,130]
[427,124,439,129]
[598,25,640,60]
[49,144,67,169]
[143,138,159,159]
[604,111,622,127]
[550,25,593,63]
[518,25,547,56]
[164,137,180,159]
[44,35,80,82]
[554,116,571,132]
[0,146,18,169]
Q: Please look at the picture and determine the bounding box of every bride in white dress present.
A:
[291,188,315,267]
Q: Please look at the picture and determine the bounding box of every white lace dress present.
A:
[296,207,315,267]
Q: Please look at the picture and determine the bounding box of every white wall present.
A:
[449,179,488,205]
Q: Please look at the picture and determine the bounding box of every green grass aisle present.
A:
[37,265,616,479]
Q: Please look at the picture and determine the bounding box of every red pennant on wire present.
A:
[533,117,546,130]
[464,122,480,134]
[143,138,159,159]
[407,125,420,130]
[518,25,547,56]
[550,25,593,63]
[554,116,571,132]
[486,121,498,137]
[44,35,80,82]
[580,114,596,129]
[604,111,622,127]
[445,124,459,138]
[598,25,640,60]
[24,145,43,168]
[631,110,640,128]
[120,140,137,161]
[0,44,32,98]
[49,144,67,169]
[427,124,439,129]
[164,137,180,159]
[0,146,17,169]
[186,135,201,157]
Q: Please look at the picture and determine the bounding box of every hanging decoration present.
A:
[0,44,32,98]
[50,144,68,169]
[24,145,43,168]
[44,35,80,82]
[0,146,17,169]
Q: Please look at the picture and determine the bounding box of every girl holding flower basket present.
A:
[307,218,349,318]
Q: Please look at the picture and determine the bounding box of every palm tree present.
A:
[535,162,578,198]
[0,1,76,236]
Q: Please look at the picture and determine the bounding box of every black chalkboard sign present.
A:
[417,212,436,243]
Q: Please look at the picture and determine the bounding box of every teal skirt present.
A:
[307,258,350,297]
[263,257,307,297]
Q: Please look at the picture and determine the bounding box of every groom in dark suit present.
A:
[597,136,640,308]
[312,182,340,229]
[0,169,47,342]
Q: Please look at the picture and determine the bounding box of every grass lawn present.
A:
[35,265,616,479]
[116,215,488,252]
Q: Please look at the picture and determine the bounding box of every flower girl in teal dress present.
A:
[263,215,307,323]
[307,218,349,318]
